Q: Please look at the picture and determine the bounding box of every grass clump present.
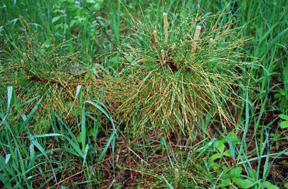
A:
[1,18,124,125]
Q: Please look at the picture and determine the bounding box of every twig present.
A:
[52,170,85,187]
[77,0,132,66]
[127,147,149,166]
[29,76,104,86]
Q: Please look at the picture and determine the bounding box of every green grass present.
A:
[1,0,288,188]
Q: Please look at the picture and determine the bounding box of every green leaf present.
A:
[279,114,288,121]
[210,153,222,162]
[232,177,243,187]
[52,16,61,23]
[88,128,94,137]
[280,121,288,129]
[274,93,281,99]
[55,24,61,30]
[222,165,228,173]
[68,4,78,11]
[284,183,288,189]
[116,164,122,170]
[220,178,230,186]
[216,140,225,154]
[210,162,222,171]
[279,89,286,96]
[265,181,279,189]
[228,132,239,146]
[93,3,101,11]
[70,20,77,27]
[223,150,233,157]
[76,132,82,143]
[98,0,104,3]
[239,179,254,188]
[230,167,242,175]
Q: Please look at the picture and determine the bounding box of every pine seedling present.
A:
[115,9,257,137]
[2,18,124,126]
